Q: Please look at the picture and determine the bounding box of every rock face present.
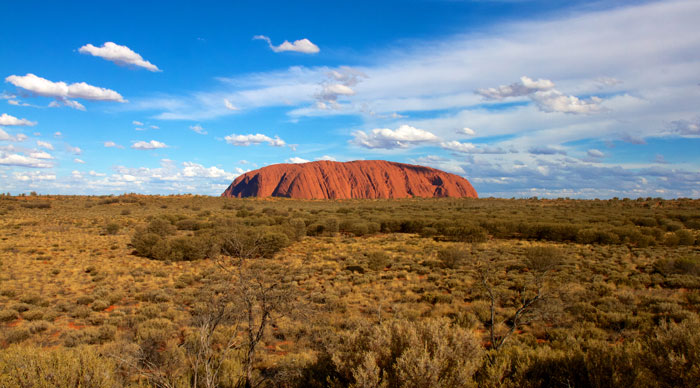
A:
[221,160,477,199]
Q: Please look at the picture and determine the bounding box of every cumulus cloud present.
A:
[352,125,438,149]
[74,158,85,164]
[37,140,53,150]
[0,129,28,142]
[0,151,52,168]
[315,67,367,109]
[531,90,602,114]
[54,132,62,137]
[253,35,320,54]
[149,125,159,129]
[182,162,238,179]
[316,155,337,161]
[440,141,476,153]
[132,120,144,126]
[5,73,126,109]
[476,76,554,99]
[132,140,167,150]
[0,113,36,126]
[587,149,605,158]
[78,42,160,72]
[286,157,310,164]
[224,133,286,147]
[189,124,207,135]
[29,151,53,159]
[477,76,602,114]
[67,145,82,155]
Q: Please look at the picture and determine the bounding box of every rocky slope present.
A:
[221,160,477,199]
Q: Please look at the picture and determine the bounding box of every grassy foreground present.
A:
[0,194,699,387]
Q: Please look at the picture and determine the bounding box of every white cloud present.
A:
[104,141,124,148]
[0,129,10,141]
[149,125,159,129]
[316,155,337,161]
[315,67,367,109]
[49,99,86,110]
[0,113,36,126]
[132,120,144,126]
[668,118,700,136]
[29,151,53,159]
[351,125,438,149]
[253,35,320,54]
[457,127,475,136]
[189,124,207,135]
[67,145,82,155]
[54,132,62,137]
[440,141,476,153]
[36,140,53,150]
[440,140,508,154]
[74,158,85,164]
[224,133,286,147]
[0,152,52,168]
[182,162,238,179]
[224,98,239,111]
[132,140,167,150]
[14,171,55,181]
[5,74,126,108]
[0,129,29,142]
[286,157,309,164]
[587,149,605,158]
[476,76,554,100]
[78,42,160,72]
[477,76,602,114]
[531,90,602,114]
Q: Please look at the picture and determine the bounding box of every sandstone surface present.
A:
[221,160,477,199]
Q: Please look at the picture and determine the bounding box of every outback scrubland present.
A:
[0,194,699,387]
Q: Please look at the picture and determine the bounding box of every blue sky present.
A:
[1,0,699,198]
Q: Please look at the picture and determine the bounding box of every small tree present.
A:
[478,246,562,350]
[217,229,298,388]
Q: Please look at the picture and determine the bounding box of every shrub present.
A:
[366,251,390,271]
[641,318,700,387]
[4,328,31,344]
[168,235,212,261]
[22,309,45,321]
[289,218,307,241]
[146,218,177,236]
[0,345,119,387]
[0,309,19,322]
[524,246,563,273]
[103,222,119,235]
[258,231,290,258]
[331,319,483,388]
[437,246,470,269]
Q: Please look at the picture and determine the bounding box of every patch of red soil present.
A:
[67,321,85,330]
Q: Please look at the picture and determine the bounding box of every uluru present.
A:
[221,160,477,199]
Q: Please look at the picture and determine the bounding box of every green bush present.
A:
[0,309,19,322]
[437,246,470,269]
[0,345,119,387]
[331,319,483,388]
[103,223,119,235]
